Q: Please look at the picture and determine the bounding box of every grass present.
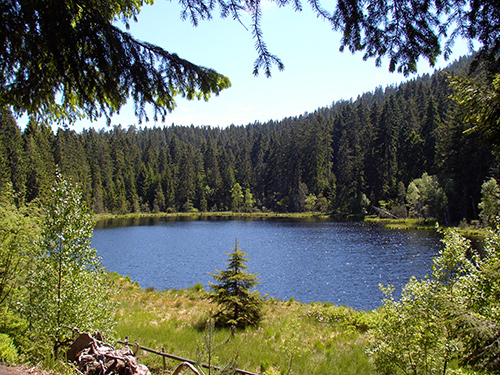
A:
[110,274,377,375]
[365,217,489,239]
[364,217,438,230]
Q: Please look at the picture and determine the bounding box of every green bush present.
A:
[0,333,18,364]
[307,305,376,332]
[0,308,29,354]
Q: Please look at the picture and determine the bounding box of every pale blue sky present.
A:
[74,0,471,131]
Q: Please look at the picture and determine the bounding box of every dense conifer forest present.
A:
[0,56,496,224]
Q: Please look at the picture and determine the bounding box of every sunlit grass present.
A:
[364,217,437,230]
[110,274,376,375]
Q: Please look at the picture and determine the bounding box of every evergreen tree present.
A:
[421,96,442,174]
[193,148,207,211]
[449,73,500,152]
[1,0,231,123]
[81,128,115,213]
[250,130,268,206]
[204,140,223,210]
[374,96,401,200]
[0,109,26,205]
[261,132,285,210]
[218,148,236,210]
[23,120,55,203]
[434,106,494,222]
[161,152,176,211]
[153,182,166,213]
[54,128,92,203]
[136,162,155,210]
[89,161,105,213]
[397,98,424,186]
[176,144,196,210]
[108,133,131,213]
[209,239,263,328]
[300,114,332,196]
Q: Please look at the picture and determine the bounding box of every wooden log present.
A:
[117,339,260,375]
[67,333,94,362]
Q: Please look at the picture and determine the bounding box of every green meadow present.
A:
[111,274,377,375]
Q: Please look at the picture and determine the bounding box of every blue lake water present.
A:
[92,217,442,310]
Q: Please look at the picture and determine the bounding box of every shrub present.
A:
[0,333,18,364]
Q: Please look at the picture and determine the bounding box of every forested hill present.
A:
[0,56,496,223]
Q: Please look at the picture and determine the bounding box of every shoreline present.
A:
[94,211,333,221]
[94,211,488,237]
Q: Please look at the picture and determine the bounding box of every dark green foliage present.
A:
[330,0,500,76]
[0,0,231,124]
[209,239,263,328]
[449,72,500,152]
[0,57,497,223]
[0,109,26,205]
[23,120,56,202]
[1,0,498,126]
[421,96,441,174]
[54,128,92,203]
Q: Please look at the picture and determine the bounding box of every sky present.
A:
[71,0,471,132]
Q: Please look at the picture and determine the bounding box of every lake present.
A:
[92,217,443,310]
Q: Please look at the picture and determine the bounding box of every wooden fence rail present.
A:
[117,339,260,375]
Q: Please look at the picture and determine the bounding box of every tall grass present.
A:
[111,274,376,375]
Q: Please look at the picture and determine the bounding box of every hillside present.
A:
[1,55,495,223]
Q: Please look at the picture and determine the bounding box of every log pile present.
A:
[67,333,150,375]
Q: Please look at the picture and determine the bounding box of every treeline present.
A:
[0,56,496,223]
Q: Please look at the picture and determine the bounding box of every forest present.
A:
[3,54,500,375]
[2,0,500,372]
[0,56,497,224]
